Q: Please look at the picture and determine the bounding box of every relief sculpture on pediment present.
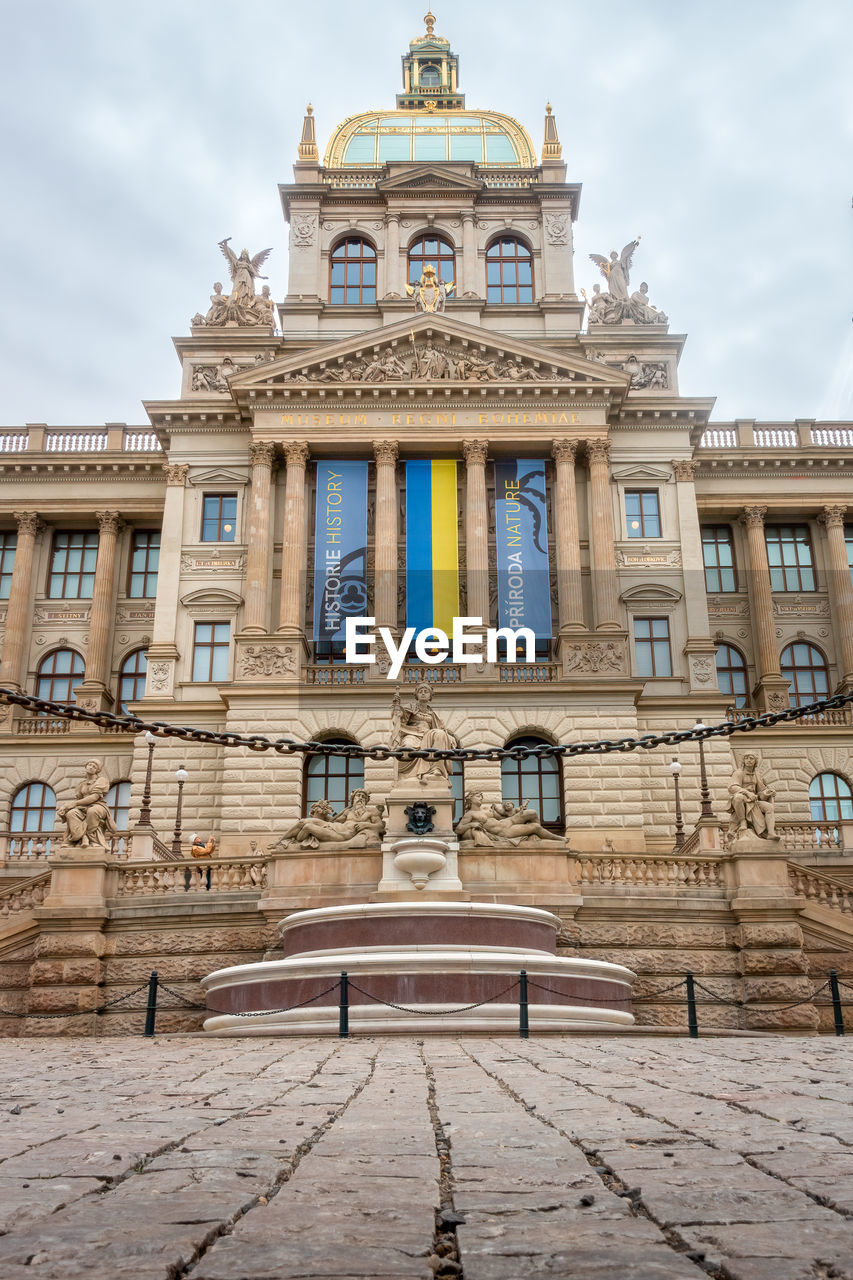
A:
[273,339,574,387]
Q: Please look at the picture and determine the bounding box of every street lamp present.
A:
[669,757,685,850]
[171,767,189,858]
[137,731,157,827]
[694,721,714,818]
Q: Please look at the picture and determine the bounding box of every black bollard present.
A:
[519,969,529,1039]
[685,971,698,1039]
[339,971,349,1039]
[144,970,159,1037]
[829,970,845,1036]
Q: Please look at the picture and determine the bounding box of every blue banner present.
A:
[493,459,552,639]
[313,461,368,642]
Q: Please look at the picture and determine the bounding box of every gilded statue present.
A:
[391,683,458,785]
[407,264,454,313]
[57,759,118,848]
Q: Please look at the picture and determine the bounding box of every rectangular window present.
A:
[0,531,16,598]
[765,524,815,591]
[191,621,230,682]
[625,490,661,539]
[201,494,237,542]
[128,530,160,597]
[634,617,672,677]
[702,525,737,592]
[48,531,99,599]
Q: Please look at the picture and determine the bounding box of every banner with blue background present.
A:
[405,460,459,634]
[313,461,369,642]
[493,459,552,639]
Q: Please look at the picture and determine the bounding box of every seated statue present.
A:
[391,684,458,785]
[455,792,567,847]
[274,789,385,851]
[57,759,118,848]
[628,282,668,325]
[727,753,778,841]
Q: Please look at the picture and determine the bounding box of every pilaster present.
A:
[76,509,123,711]
[739,505,789,712]
[277,441,311,655]
[819,504,853,691]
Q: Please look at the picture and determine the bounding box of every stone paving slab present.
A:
[0,1036,851,1279]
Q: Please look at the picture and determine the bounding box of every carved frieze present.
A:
[689,655,715,686]
[544,212,570,245]
[615,545,682,568]
[116,605,155,624]
[270,339,580,387]
[148,661,174,695]
[33,606,91,625]
[773,597,829,617]
[238,645,296,678]
[563,640,625,673]
[291,214,317,247]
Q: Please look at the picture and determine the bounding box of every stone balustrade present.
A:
[113,858,267,898]
[777,822,843,852]
[13,717,71,736]
[727,705,851,727]
[400,664,462,684]
[0,427,161,455]
[499,663,559,684]
[577,854,725,890]
[304,665,367,686]
[0,872,50,918]
[1,831,53,861]
[788,863,853,916]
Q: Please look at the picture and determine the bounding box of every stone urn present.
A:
[391,838,448,890]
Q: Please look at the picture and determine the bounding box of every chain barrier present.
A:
[2,684,853,763]
[690,976,833,1013]
[0,983,149,1020]
[345,978,520,1016]
[200,984,341,1019]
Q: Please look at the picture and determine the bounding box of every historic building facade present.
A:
[1,16,852,1033]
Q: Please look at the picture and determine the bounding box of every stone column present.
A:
[373,440,399,633]
[145,463,188,701]
[462,439,490,627]
[278,442,310,637]
[78,510,122,708]
[551,440,584,632]
[673,460,717,691]
[0,511,42,693]
[740,505,787,711]
[242,442,277,634]
[586,439,621,631]
[461,213,478,297]
[819,504,853,689]
[384,214,401,297]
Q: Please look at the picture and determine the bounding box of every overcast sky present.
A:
[1,0,851,427]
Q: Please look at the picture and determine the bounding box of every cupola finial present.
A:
[424,9,436,36]
[543,101,562,159]
[298,103,318,163]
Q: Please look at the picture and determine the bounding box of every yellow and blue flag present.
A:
[405,460,459,633]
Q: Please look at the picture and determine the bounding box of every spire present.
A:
[298,103,318,162]
[542,102,562,159]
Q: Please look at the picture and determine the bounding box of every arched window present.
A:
[36,649,84,704]
[809,773,853,823]
[302,737,365,816]
[419,63,440,86]
[486,237,534,304]
[408,234,455,286]
[501,735,563,831]
[716,643,748,708]
[781,641,830,708]
[329,238,377,305]
[118,649,148,713]
[10,782,56,834]
[106,780,132,830]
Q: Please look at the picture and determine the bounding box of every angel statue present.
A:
[219,238,273,302]
[588,238,641,322]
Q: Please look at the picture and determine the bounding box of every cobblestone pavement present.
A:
[0,1037,852,1279]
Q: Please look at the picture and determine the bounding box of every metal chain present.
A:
[525,977,635,1005]
[346,978,520,1016]
[691,977,832,1012]
[2,685,852,763]
[201,983,341,1018]
[0,983,149,1020]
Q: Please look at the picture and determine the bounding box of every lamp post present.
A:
[137,731,157,827]
[669,757,685,850]
[694,721,714,818]
[171,767,189,858]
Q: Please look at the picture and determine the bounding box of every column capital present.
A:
[819,504,847,529]
[672,459,697,482]
[551,438,578,464]
[461,210,476,224]
[373,439,399,464]
[461,438,488,466]
[165,463,189,487]
[249,441,277,468]
[385,211,401,226]
[585,438,610,465]
[12,511,43,536]
[283,441,310,467]
[94,510,123,536]
[740,505,768,529]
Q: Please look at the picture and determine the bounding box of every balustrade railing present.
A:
[123,431,161,451]
[577,854,724,890]
[499,663,559,684]
[0,432,29,452]
[0,871,50,918]
[3,831,53,861]
[113,858,267,897]
[727,705,850,727]
[698,422,853,451]
[304,664,367,686]
[811,426,853,447]
[778,822,843,852]
[45,431,108,452]
[0,429,161,455]
[698,428,737,448]
[14,717,71,735]
[788,863,853,916]
[400,663,463,684]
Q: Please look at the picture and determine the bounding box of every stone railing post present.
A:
[0,511,42,693]
[373,440,399,633]
[243,442,277,633]
[278,442,310,640]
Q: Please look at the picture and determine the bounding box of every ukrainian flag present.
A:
[405,460,459,634]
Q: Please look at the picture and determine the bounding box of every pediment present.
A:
[228,313,630,397]
[180,588,243,609]
[611,464,672,482]
[620,583,683,604]
[377,165,483,193]
[187,467,248,487]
